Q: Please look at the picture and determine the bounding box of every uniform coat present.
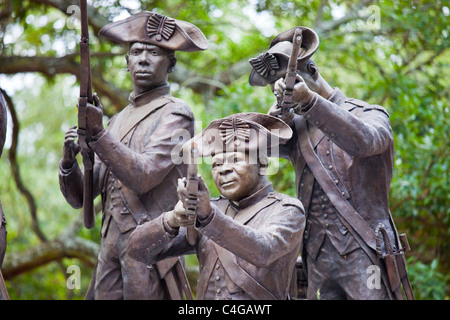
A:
[127,184,305,300]
[59,85,194,299]
[280,88,400,299]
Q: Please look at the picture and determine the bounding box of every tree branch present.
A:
[314,0,375,36]
[30,0,110,35]
[2,232,99,280]
[0,55,129,112]
[0,88,47,242]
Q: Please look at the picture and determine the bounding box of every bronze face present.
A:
[127,42,172,95]
[211,151,261,201]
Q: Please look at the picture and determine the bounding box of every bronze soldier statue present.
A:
[0,90,9,300]
[127,113,305,300]
[249,27,413,300]
[0,90,7,269]
[59,11,207,299]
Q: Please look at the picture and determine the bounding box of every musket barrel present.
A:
[281,28,303,118]
[185,142,199,245]
[78,0,95,229]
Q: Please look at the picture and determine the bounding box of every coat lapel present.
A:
[117,95,172,142]
[234,197,277,225]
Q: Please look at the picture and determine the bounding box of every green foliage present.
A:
[0,0,448,299]
[407,257,449,300]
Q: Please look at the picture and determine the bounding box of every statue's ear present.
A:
[258,161,269,176]
[125,54,130,72]
[307,62,319,80]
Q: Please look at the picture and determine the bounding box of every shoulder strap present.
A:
[234,197,278,225]
[212,197,278,299]
[297,117,377,251]
[214,244,277,300]
[118,96,172,141]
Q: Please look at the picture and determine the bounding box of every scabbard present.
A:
[376,224,414,300]
[384,252,403,300]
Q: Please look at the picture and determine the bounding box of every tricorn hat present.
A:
[249,26,319,86]
[181,113,292,163]
[99,11,208,52]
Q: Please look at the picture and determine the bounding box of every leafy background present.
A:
[0,0,448,300]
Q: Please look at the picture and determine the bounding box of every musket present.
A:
[280,28,303,118]
[0,269,9,300]
[375,224,415,300]
[77,0,95,229]
[185,142,199,245]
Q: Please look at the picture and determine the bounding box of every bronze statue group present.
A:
[1,10,414,300]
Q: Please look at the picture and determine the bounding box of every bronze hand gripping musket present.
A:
[280,28,303,118]
[0,217,8,300]
[78,0,95,229]
[185,142,199,245]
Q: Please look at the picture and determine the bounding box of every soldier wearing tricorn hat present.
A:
[59,11,207,299]
[249,27,413,300]
[127,113,305,300]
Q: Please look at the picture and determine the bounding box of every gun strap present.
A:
[174,259,194,300]
[214,244,277,300]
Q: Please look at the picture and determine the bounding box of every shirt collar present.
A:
[328,87,346,106]
[231,183,274,210]
[128,85,171,108]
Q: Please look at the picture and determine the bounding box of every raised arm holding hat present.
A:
[127,113,305,300]
[59,11,206,300]
[248,27,413,300]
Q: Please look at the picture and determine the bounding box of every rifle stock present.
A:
[78,0,95,229]
[0,269,9,300]
[185,142,199,245]
[281,28,303,118]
